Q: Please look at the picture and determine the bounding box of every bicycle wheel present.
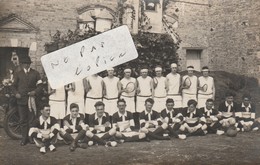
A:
[3,107,22,139]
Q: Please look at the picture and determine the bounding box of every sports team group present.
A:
[12,56,259,154]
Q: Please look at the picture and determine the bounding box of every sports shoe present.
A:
[77,143,87,149]
[88,141,94,146]
[49,145,56,152]
[178,134,186,140]
[216,130,225,135]
[252,127,259,131]
[40,147,46,154]
[105,141,117,147]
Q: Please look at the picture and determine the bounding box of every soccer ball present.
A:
[226,127,237,137]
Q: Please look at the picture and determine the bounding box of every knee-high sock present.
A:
[60,133,74,143]
[74,130,86,143]
[91,135,106,145]
[101,132,112,141]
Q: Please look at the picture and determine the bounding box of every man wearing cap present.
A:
[152,66,168,113]
[136,67,153,113]
[181,66,198,108]
[12,55,42,145]
[120,68,137,113]
[84,74,104,115]
[103,68,121,116]
[166,63,182,109]
[197,66,215,108]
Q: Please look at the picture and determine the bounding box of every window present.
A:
[186,49,202,71]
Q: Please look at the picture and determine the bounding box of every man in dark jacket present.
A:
[12,55,42,145]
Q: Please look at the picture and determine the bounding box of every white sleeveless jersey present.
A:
[121,77,136,97]
[103,76,119,99]
[49,86,65,101]
[166,73,181,95]
[198,76,214,95]
[154,76,167,97]
[137,76,152,96]
[68,80,85,98]
[86,75,103,98]
[182,75,198,95]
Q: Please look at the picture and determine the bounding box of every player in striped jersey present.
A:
[160,98,186,139]
[139,98,170,140]
[235,94,259,131]
[112,99,146,142]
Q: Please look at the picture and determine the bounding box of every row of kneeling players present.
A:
[29,95,260,154]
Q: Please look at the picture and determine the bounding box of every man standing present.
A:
[12,55,42,145]
[153,66,168,112]
[103,68,121,116]
[120,68,137,113]
[197,66,215,108]
[136,67,153,113]
[84,74,103,115]
[181,66,198,108]
[166,63,182,109]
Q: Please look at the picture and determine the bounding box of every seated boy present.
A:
[87,101,117,147]
[160,98,186,140]
[60,103,87,151]
[235,94,259,131]
[199,99,224,135]
[29,104,60,154]
[218,92,238,131]
[139,98,170,140]
[181,99,207,136]
[112,99,146,142]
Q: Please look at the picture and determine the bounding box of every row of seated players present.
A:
[29,94,259,154]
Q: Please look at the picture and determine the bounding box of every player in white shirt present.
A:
[84,74,103,115]
[48,84,66,124]
[166,63,182,108]
[120,68,137,113]
[66,80,85,115]
[152,66,168,113]
[181,66,198,108]
[197,66,215,108]
[136,67,153,113]
[103,68,121,116]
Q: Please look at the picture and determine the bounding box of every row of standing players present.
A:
[49,64,215,120]
[29,91,259,154]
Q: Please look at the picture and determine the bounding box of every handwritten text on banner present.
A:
[41,25,138,89]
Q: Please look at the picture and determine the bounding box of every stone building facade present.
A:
[0,0,259,83]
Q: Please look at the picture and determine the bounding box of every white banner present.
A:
[41,25,138,89]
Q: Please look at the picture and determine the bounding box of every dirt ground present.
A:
[0,128,260,165]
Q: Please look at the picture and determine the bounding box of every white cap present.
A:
[171,63,177,68]
[140,69,148,72]
[155,67,162,71]
[107,68,114,71]
[124,68,131,73]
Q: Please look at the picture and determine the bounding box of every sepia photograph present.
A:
[0,0,260,164]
